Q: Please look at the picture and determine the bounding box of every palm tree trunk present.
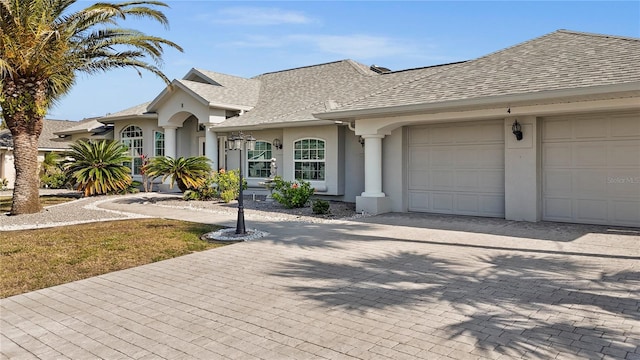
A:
[8,115,43,215]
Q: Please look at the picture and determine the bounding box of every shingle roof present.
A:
[212,60,384,128]
[334,30,640,112]
[102,101,153,119]
[176,78,259,109]
[97,30,639,129]
[0,119,76,150]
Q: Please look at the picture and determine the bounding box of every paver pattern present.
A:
[1,196,639,359]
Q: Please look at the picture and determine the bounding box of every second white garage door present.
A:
[542,112,640,227]
[407,120,505,217]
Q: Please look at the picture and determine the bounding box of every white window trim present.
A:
[293,137,326,182]
[246,140,273,179]
[121,125,144,176]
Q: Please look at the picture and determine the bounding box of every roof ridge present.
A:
[255,59,351,77]
[337,62,462,111]
[191,68,255,82]
[556,29,640,41]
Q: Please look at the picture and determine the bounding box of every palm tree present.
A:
[143,156,212,193]
[0,0,182,215]
[63,139,132,196]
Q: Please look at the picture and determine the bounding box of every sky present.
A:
[48,1,640,121]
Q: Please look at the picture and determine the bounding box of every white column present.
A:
[361,134,385,197]
[205,128,218,170]
[163,126,177,159]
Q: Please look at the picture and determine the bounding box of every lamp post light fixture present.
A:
[226,132,256,234]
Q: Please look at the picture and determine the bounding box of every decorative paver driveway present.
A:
[2,203,639,359]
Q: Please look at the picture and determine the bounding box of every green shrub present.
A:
[271,176,315,208]
[40,170,68,189]
[212,169,246,203]
[183,178,217,201]
[312,199,331,215]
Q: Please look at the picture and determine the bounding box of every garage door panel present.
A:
[543,143,572,167]
[575,118,608,139]
[575,143,607,167]
[409,147,429,169]
[431,148,454,166]
[481,195,506,216]
[479,170,505,192]
[408,170,429,189]
[611,116,640,137]
[574,170,607,195]
[610,141,640,166]
[408,192,430,211]
[432,193,455,212]
[543,198,574,221]
[542,112,640,227]
[544,170,572,194]
[613,201,640,223]
[429,170,455,190]
[543,119,572,140]
[575,199,608,223]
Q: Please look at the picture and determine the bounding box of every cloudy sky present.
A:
[49,1,640,121]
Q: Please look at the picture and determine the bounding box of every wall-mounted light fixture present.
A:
[272,138,283,150]
[359,136,365,147]
[512,120,523,141]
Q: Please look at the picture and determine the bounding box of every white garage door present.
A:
[542,112,640,227]
[407,120,505,217]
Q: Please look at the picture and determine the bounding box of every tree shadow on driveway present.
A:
[271,251,639,359]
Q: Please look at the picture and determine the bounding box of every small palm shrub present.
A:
[40,152,68,189]
[312,199,331,215]
[271,176,315,208]
[63,140,132,196]
[142,156,211,192]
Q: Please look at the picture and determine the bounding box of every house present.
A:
[0,118,110,189]
[88,30,639,227]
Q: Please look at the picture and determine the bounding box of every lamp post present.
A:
[227,132,256,234]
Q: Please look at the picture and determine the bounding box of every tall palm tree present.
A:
[143,156,212,193]
[63,139,132,196]
[0,0,182,215]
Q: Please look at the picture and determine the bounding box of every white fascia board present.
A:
[208,103,254,112]
[315,82,640,120]
[99,113,157,124]
[210,119,336,132]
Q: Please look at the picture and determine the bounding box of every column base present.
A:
[356,196,391,215]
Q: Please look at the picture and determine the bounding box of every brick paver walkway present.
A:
[2,197,639,359]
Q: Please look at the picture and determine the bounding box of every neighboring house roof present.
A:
[0,119,76,150]
[329,30,640,115]
[54,117,112,137]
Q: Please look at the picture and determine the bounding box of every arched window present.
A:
[247,141,273,178]
[121,125,143,175]
[294,138,325,181]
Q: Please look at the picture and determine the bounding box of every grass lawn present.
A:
[0,194,81,212]
[0,219,226,298]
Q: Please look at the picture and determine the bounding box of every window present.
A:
[121,125,143,175]
[294,138,325,181]
[154,131,164,157]
[247,141,272,178]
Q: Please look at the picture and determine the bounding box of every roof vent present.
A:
[370,65,391,74]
